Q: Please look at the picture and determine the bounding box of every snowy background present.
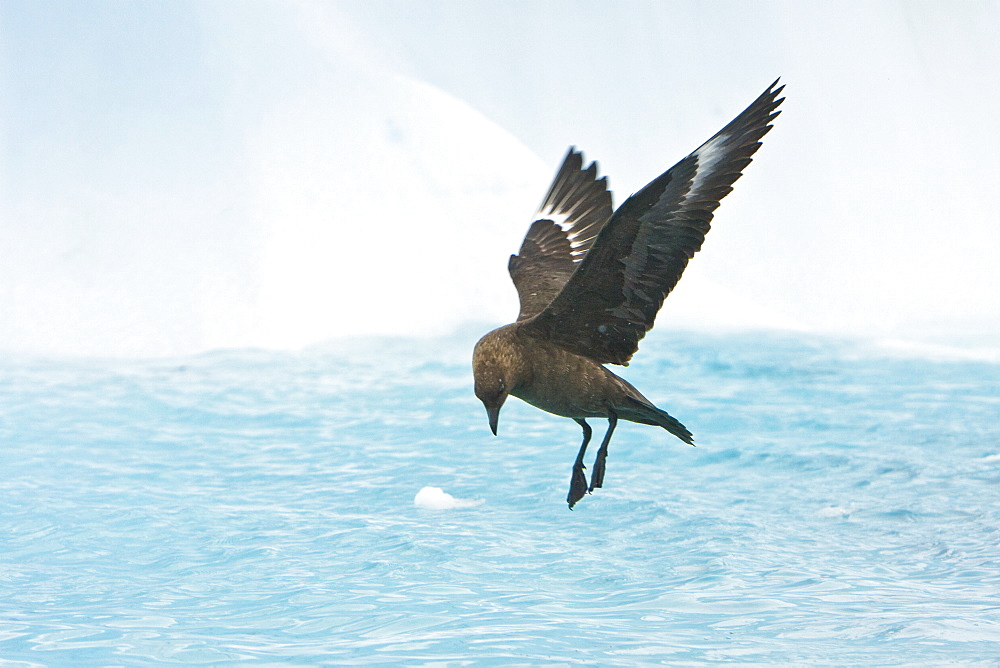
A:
[2,0,998,358]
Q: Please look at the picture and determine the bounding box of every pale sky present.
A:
[1,1,998,357]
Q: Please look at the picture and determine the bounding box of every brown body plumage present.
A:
[473,81,784,508]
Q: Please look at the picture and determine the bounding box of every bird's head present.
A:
[472,330,518,436]
[474,371,507,436]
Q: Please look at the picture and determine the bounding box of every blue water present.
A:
[2,330,999,664]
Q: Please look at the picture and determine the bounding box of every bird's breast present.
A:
[510,340,617,419]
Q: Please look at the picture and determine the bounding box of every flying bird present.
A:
[473,80,784,508]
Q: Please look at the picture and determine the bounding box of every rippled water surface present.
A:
[2,330,999,664]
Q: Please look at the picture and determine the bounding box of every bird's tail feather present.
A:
[622,396,695,445]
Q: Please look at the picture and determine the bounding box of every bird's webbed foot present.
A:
[567,418,593,509]
[589,453,606,491]
[567,462,589,509]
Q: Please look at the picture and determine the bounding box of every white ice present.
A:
[414,486,484,510]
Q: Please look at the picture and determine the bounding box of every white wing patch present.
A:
[534,207,592,257]
[536,206,573,232]
[687,133,729,202]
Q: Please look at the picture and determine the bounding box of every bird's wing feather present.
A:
[520,80,784,364]
[508,148,613,321]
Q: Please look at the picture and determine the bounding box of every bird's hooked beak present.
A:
[483,394,506,436]
[487,404,500,435]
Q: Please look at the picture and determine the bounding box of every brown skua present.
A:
[473,80,784,508]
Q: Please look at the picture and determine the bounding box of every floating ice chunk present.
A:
[414,486,483,510]
[981,454,1000,463]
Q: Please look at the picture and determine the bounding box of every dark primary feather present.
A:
[520,80,785,365]
[508,148,613,321]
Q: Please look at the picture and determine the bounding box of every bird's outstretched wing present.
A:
[508,148,613,321]
[521,80,785,365]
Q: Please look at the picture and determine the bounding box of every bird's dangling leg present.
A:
[567,419,592,509]
[589,411,618,492]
